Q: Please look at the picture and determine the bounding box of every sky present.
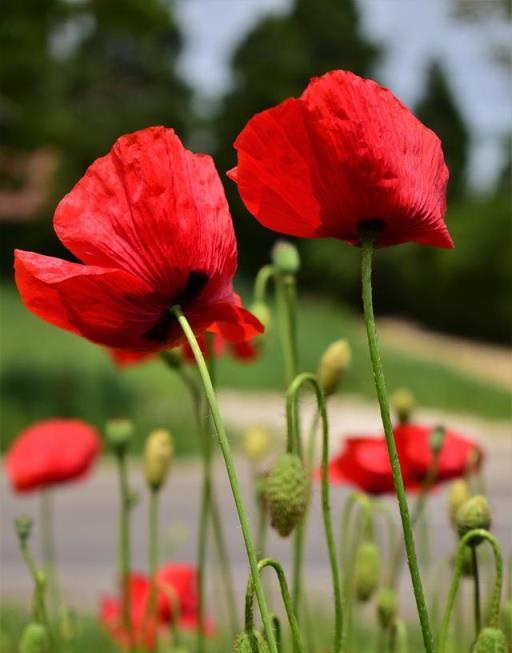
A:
[174,0,512,191]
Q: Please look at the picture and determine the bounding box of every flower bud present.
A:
[243,426,271,462]
[271,240,300,274]
[354,541,380,602]
[502,600,512,650]
[448,479,471,528]
[144,429,173,491]
[456,495,491,542]
[472,627,507,653]
[429,424,445,455]
[233,631,269,653]
[105,418,134,453]
[390,388,415,424]
[249,302,271,333]
[317,339,352,396]
[265,453,307,538]
[14,515,33,543]
[376,588,398,628]
[19,623,49,653]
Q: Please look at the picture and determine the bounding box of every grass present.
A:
[1,281,510,455]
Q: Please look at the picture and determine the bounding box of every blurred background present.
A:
[1,0,511,455]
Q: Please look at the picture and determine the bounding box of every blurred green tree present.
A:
[415,61,470,199]
[213,0,381,271]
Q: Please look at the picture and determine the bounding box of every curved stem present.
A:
[360,240,433,653]
[438,529,503,653]
[173,308,277,653]
[271,614,282,653]
[254,264,277,303]
[472,546,481,638]
[244,558,306,653]
[287,372,342,653]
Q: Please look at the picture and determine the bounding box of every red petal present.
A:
[53,126,238,295]
[5,419,101,492]
[232,70,452,249]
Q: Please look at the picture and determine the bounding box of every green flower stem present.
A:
[438,529,503,653]
[275,270,298,387]
[472,546,481,637]
[271,614,282,653]
[254,264,277,304]
[392,619,409,653]
[40,491,59,612]
[244,558,306,653]
[173,307,278,653]
[360,239,433,653]
[18,534,51,632]
[148,488,159,652]
[115,448,133,649]
[373,500,398,588]
[287,372,342,653]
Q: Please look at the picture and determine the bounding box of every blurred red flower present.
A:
[5,419,101,492]
[15,126,262,356]
[229,70,452,249]
[181,331,259,364]
[394,423,483,484]
[100,564,212,649]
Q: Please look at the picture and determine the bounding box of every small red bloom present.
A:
[15,127,262,355]
[100,564,212,649]
[394,423,483,483]
[5,419,101,493]
[323,436,418,495]
[229,70,452,249]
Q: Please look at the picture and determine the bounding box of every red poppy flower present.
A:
[100,564,213,649]
[181,332,259,364]
[5,419,101,493]
[394,423,483,484]
[323,436,418,495]
[15,127,262,355]
[229,70,452,249]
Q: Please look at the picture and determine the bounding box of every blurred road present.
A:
[1,392,511,617]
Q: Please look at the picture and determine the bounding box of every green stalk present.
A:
[148,488,159,652]
[18,533,51,633]
[116,449,133,650]
[360,239,433,653]
[287,373,342,653]
[173,308,278,653]
[438,529,503,653]
[244,558,306,653]
[472,546,481,637]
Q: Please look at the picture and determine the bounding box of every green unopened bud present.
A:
[429,425,446,455]
[501,600,512,649]
[317,339,352,396]
[376,588,398,628]
[18,623,49,653]
[472,627,507,653]
[448,479,471,528]
[354,541,380,602]
[265,454,307,537]
[105,418,134,453]
[233,631,269,653]
[161,349,183,370]
[14,515,33,543]
[249,302,271,333]
[243,426,271,462]
[271,240,300,274]
[390,388,415,424]
[456,495,491,542]
[144,429,173,490]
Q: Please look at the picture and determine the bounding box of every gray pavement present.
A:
[1,392,511,616]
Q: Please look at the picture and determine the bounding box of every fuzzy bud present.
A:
[456,495,491,542]
[448,479,471,528]
[376,588,398,628]
[18,623,49,653]
[14,515,33,543]
[233,631,269,653]
[105,419,134,453]
[501,600,512,649]
[265,454,307,537]
[243,426,271,462]
[390,388,415,424]
[144,429,173,490]
[271,240,300,274]
[429,425,445,455]
[354,541,380,602]
[317,339,352,396]
[249,302,271,333]
[472,627,507,653]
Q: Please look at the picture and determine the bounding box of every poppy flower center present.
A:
[143,271,209,342]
